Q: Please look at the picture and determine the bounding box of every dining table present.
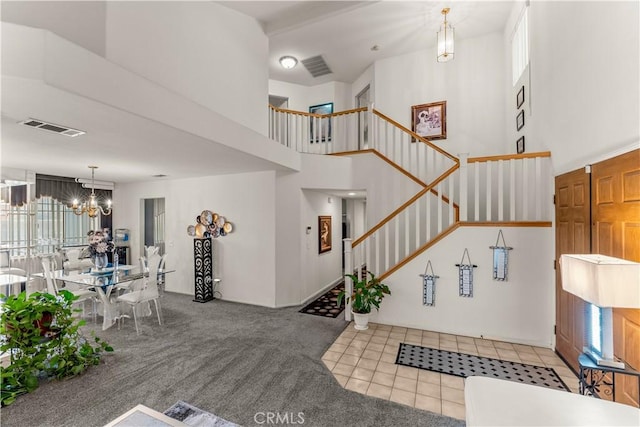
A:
[0,273,28,297]
[37,265,173,330]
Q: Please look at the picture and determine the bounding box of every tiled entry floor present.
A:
[321,322,579,421]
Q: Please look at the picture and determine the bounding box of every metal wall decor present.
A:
[187,210,233,239]
[419,260,439,306]
[490,230,513,281]
[456,248,477,297]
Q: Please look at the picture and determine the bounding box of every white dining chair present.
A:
[40,255,97,322]
[116,269,162,335]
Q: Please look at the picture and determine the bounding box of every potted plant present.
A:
[0,290,113,406]
[337,271,391,330]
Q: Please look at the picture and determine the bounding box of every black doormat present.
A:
[299,281,344,318]
[395,343,570,392]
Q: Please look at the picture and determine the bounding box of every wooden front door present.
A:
[591,149,640,406]
[555,168,591,372]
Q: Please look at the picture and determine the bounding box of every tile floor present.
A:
[321,322,579,421]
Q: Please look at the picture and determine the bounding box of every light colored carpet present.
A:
[1,292,465,427]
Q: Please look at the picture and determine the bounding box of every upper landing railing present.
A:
[268,104,552,277]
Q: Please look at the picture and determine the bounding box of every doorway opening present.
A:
[142,197,165,256]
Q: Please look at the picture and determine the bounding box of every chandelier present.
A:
[72,166,112,218]
[437,8,455,63]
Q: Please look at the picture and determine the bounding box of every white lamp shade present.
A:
[560,254,640,308]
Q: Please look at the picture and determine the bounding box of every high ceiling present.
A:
[1,1,514,184]
[219,1,514,86]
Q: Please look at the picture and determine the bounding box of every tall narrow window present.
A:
[511,7,529,86]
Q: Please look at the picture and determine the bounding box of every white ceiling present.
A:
[1,1,514,185]
[219,1,514,86]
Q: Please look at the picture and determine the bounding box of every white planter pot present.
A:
[352,311,370,330]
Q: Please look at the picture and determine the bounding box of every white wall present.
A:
[268,80,352,113]
[529,1,640,174]
[300,190,343,300]
[113,170,277,307]
[374,226,555,348]
[0,1,106,56]
[106,2,269,135]
[374,32,506,158]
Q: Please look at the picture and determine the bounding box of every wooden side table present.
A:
[578,353,640,404]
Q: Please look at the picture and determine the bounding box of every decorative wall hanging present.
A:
[411,101,447,141]
[309,102,333,143]
[516,136,525,154]
[516,85,525,109]
[490,230,513,281]
[516,110,525,131]
[318,215,332,253]
[186,210,233,239]
[419,260,439,306]
[456,248,477,297]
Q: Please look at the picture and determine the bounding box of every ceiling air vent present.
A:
[301,55,332,78]
[18,118,85,137]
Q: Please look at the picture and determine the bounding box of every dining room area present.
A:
[0,166,170,334]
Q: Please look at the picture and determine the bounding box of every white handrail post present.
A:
[343,238,353,322]
[459,153,468,221]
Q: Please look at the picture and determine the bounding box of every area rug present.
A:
[298,281,344,318]
[164,401,239,427]
[395,343,570,392]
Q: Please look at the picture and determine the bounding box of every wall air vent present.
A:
[18,118,85,137]
[301,55,333,78]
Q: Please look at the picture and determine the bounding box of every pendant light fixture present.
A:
[72,166,112,218]
[437,8,454,62]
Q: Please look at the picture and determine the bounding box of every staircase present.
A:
[269,104,552,316]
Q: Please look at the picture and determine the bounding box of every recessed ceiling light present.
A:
[370,45,380,51]
[152,174,167,178]
[348,192,356,196]
[279,56,298,69]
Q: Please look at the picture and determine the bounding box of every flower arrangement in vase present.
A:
[85,229,113,270]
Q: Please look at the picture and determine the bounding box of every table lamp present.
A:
[560,254,640,369]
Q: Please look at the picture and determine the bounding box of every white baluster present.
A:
[426,188,432,241]
[415,197,420,249]
[498,159,504,221]
[405,207,410,257]
[510,158,516,221]
[384,224,390,272]
[394,216,399,266]
[535,157,542,220]
[486,160,492,221]
[459,153,468,221]
[448,175,454,226]
[474,162,480,221]
[522,158,529,220]
[343,238,353,322]
[437,181,443,233]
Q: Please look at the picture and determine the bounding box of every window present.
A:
[586,303,603,357]
[0,196,96,256]
[512,7,529,86]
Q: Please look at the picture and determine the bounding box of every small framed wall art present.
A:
[318,215,332,253]
[309,102,333,143]
[516,110,525,131]
[516,85,525,109]
[411,101,447,141]
[516,136,525,154]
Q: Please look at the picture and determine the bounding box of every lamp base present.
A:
[583,347,625,370]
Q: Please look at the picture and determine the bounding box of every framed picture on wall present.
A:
[516,136,525,154]
[516,85,525,109]
[411,101,447,141]
[318,215,332,253]
[309,102,333,143]
[516,110,525,131]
